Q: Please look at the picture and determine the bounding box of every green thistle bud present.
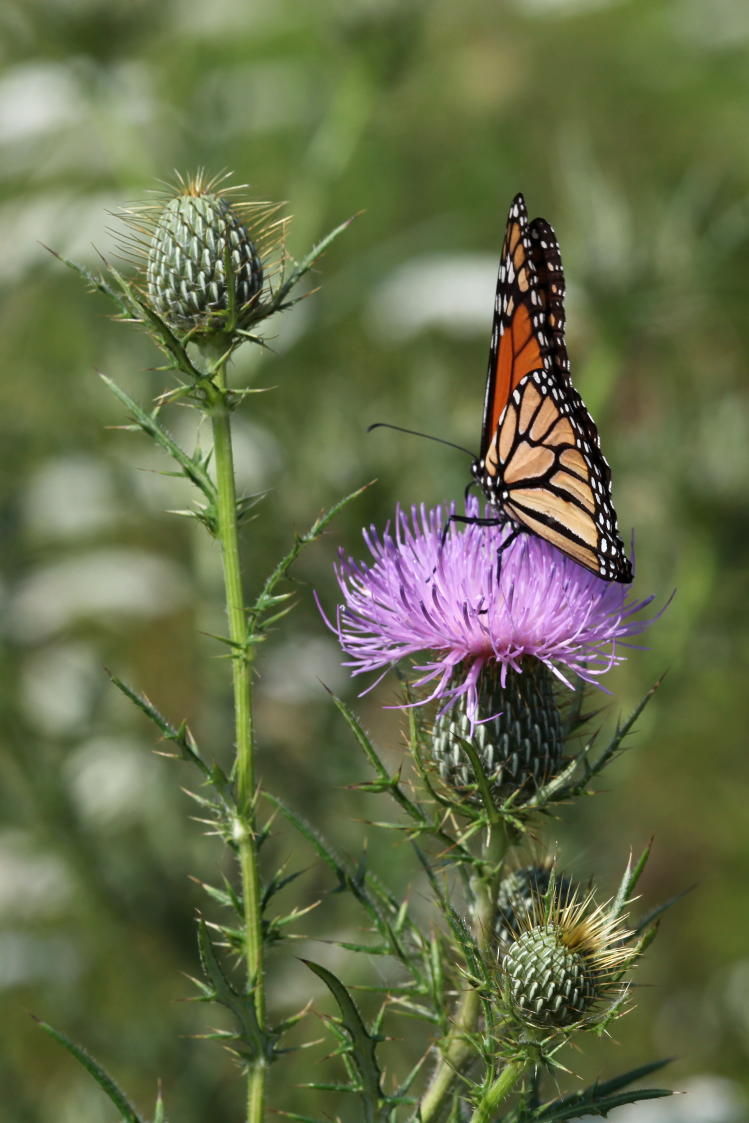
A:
[121,172,287,348]
[431,661,564,804]
[502,894,631,1029]
[146,179,262,337]
[495,864,576,947]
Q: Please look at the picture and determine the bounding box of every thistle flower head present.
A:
[119,170,287,345]
[501,890,632,1029]
[328,500,655,724]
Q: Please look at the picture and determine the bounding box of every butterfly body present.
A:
[472,194,632,584]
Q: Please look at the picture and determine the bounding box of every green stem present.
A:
[209,360,266,1123]
[419,824,509,1123]
[470,1061,529,1123]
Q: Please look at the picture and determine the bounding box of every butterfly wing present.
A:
[474,195,632,583]
[527,217,570,386]
[483,369,632,582]
[479,195,554,458]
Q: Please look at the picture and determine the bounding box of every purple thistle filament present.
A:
[325,500,656,722]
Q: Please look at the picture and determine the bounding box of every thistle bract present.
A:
[431,662,564,801]
[146,185,263,338]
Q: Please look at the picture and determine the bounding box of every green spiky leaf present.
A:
[100,373,217,504]
[531,1059,673,1121]
[34,1018,146,1123]
[302,959,386,1123]
[196,919,268,1062]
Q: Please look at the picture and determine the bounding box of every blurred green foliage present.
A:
[2,0,749,1118]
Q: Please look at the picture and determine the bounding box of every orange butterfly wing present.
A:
[474,195,632,583]
[480,195,553,456]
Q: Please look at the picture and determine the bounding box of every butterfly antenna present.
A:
[368,422,475,458]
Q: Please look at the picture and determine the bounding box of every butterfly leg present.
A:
[464,478,481,503]
[494,523,523,583]
[440,513,505,550]
[428,513,506,584]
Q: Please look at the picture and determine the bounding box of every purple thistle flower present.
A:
[324,500,656,723]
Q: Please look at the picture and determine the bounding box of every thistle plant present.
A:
[42,172,674,1123]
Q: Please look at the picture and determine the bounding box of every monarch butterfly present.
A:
[470,194,633,583]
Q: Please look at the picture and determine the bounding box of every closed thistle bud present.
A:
[146,182,262,338]
[502,893,631,1029]
[495,864,576,947]
[121,172,286,348]
[431,661,564,804]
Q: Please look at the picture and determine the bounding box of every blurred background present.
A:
[1,0,749,1119]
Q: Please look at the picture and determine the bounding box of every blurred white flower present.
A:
[24,455,119,541]
[65,736,155,829]
[21,641,101,735]
[0,63,83,142]
[513,0,620,12]
[0,191,121,279]
[0,931,80,988]
[260,635,346,701]
[8,548,189,641]
[366,254,497,341]
[0,831,73,919]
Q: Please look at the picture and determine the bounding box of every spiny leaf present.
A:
[152,1086,167,1123]
[329,691,425,822]
[261,866,307,909]
[264,794,419,974]
[611,841,652,921]
[33,1018,146,1123]
[250,481,374,631]
[330,689,472,863]
[276,1113,328,1123]
[533,1087,672,1121]
[451,735,501,825]
[108,675,234,816]
[100,373,217,502]
[302,959,385,1123]
[50,249,133,315]
[635,885,693,936]
[196,919,267,1062]
[412,846,479,974]
[587,677,664,784]
[104,260,205,378]
[273,214,360,309]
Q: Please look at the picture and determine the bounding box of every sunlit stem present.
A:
[419,823,509,1123]
[208,355,266,1123]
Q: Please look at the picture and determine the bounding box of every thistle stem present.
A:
[209,359,266,1123]
[469,1060,529,1123]
[419,824,509,1123]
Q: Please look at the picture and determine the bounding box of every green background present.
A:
[2,0,748,1119]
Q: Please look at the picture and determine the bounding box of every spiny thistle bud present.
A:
[501,893,631,1029]
[495,864,576,947]
[121,172,286,346]
[431,661,564,804]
